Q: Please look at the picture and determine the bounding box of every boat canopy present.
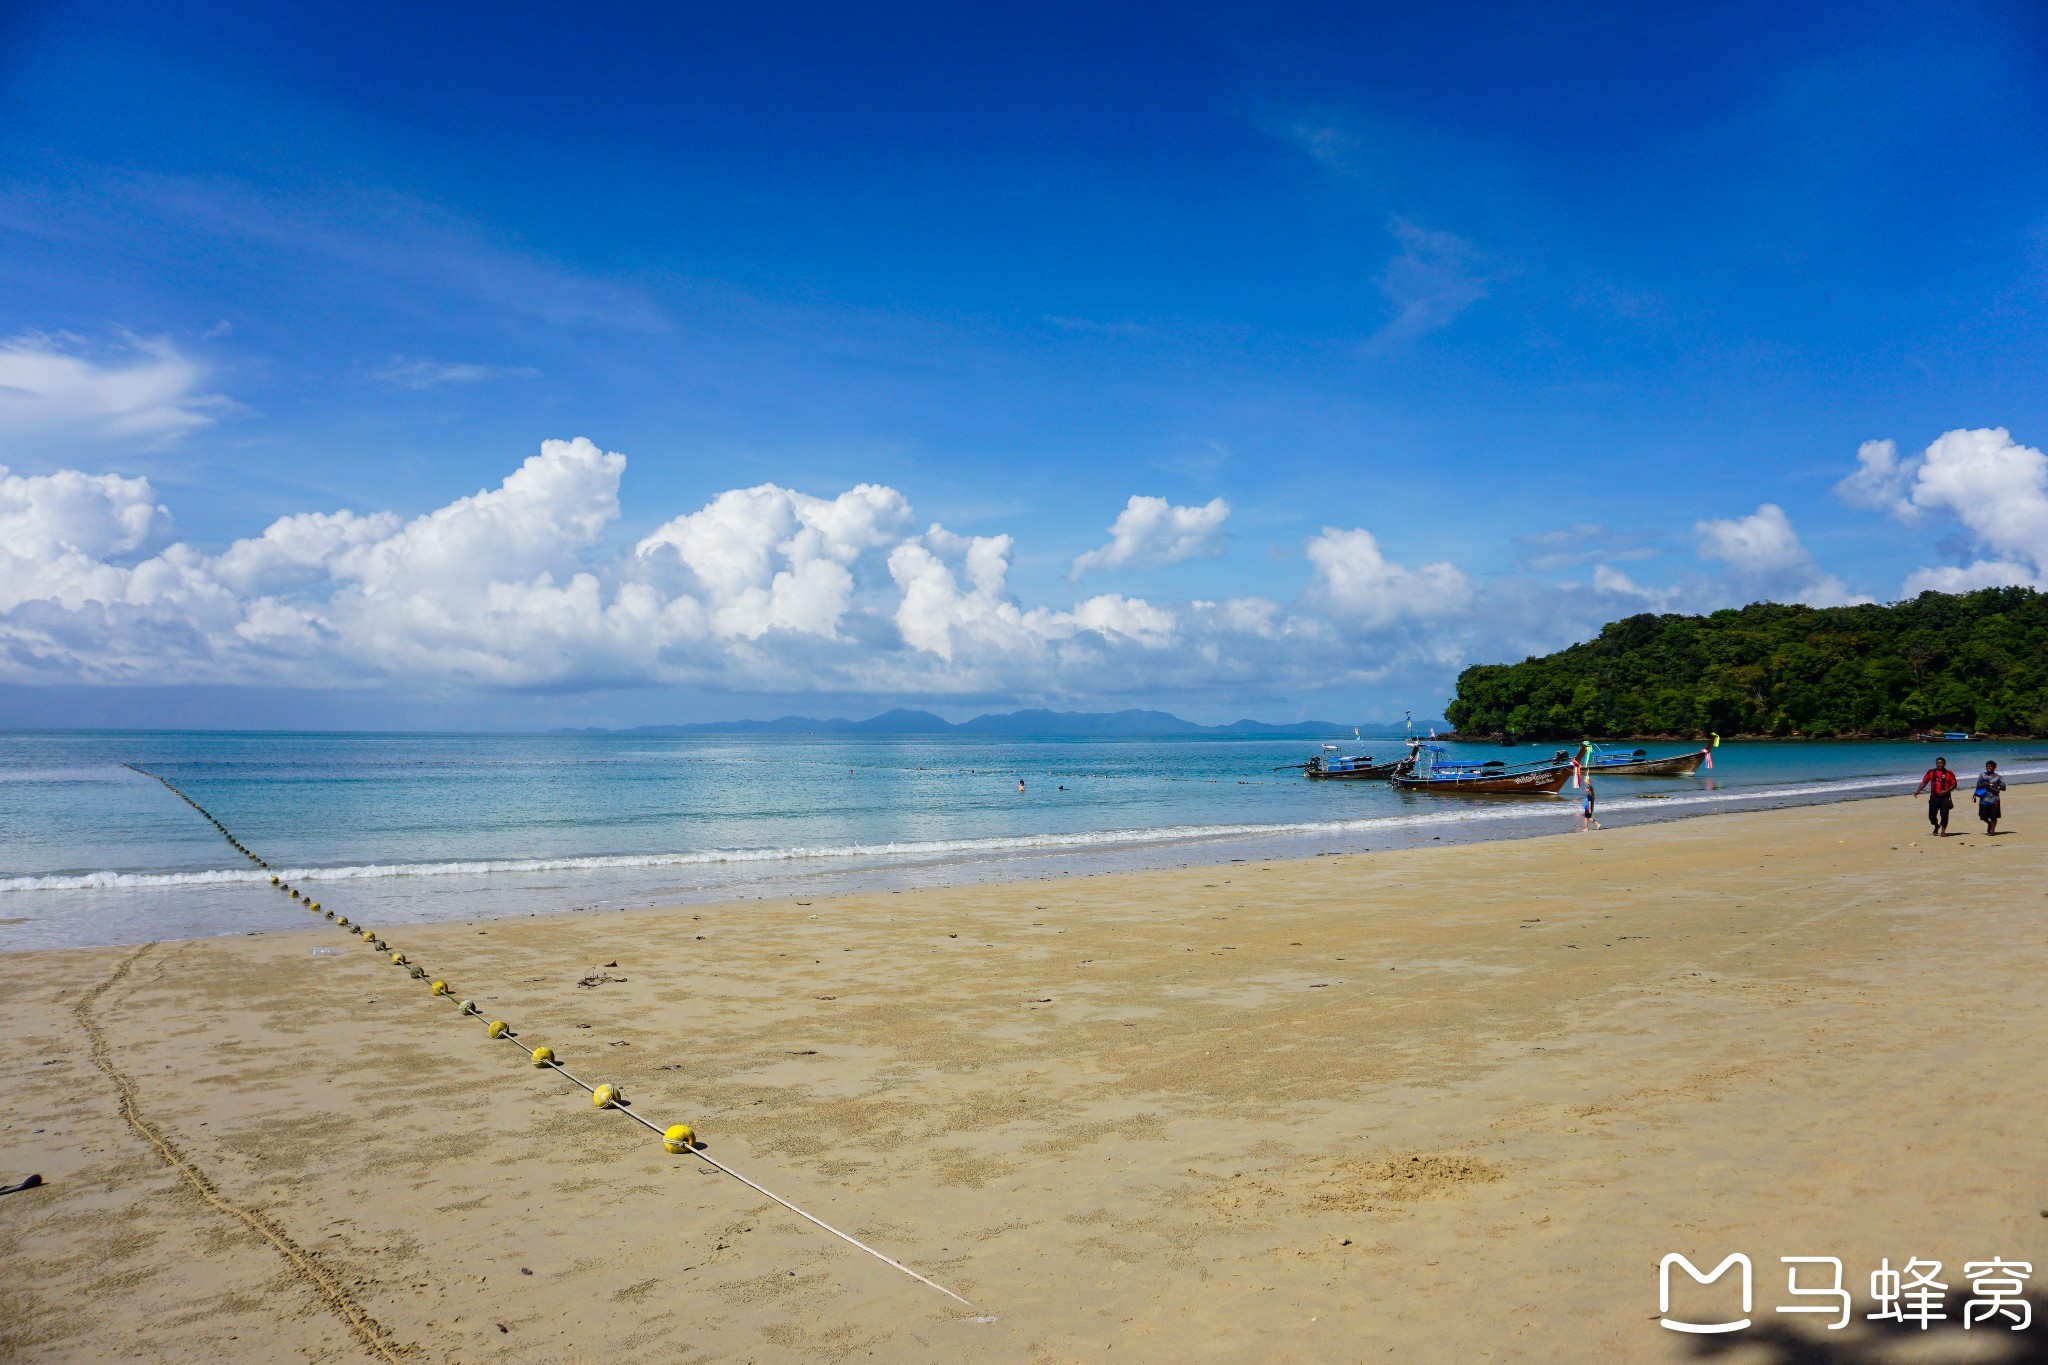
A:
[1407,743,1562,779]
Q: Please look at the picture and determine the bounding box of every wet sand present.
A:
[2,797,2044,1362]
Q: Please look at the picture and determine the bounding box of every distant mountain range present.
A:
[552,708,1427,738]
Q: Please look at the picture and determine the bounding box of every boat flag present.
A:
[1706,731,1719,769]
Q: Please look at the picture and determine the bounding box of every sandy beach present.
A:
[3,796,2044,1362]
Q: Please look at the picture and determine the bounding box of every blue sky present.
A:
[2,1,2046,728]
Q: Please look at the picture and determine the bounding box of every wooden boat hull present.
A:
[1391,763,1573,795]
[1587,749,1707,777]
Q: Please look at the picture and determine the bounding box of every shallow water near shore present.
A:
[4,729,2044,950]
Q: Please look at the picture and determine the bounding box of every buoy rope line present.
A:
[75,942,413,1362]
[125,764,976,1310]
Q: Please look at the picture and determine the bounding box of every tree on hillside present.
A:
[1443,588,2048,739]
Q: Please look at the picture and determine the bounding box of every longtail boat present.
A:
[1580,746,1710,777]
[1275,747,1414,780]
[1389,744,1574,795]
[1302,752,1413,781]
[1915,730,1980,742]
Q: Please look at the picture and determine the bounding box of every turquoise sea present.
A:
[3,730,2043,951]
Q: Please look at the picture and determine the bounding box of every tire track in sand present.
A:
[75,942,414,1362]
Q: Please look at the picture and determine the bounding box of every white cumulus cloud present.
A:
[0,442,1230,696]
[1694,503,1862,607]
[1587,563,1679,607]
[1305,527,1472,629]
[1833,438,1916,517]
[636,482,911,640]
[0,439,653,687]
[1070,495,1230,580]
[1695,503,1810,575]
[0,437,1912,709]
[1901,427,2048,588]
[0,465,166,561]
[1900,560,2040,596]
[1071,593,1178,648]
[888,527,1182,674]
[1835,428,2048,595]
[0,465,171,612]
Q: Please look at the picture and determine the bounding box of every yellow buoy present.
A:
[308,902,320,912]
[531,1045,555,1067]
[430,980,449,995]
[592,1084,622,1109]
[270,875,279,884]
[487,1020,508,1038]
[663,1124,695,1153]
[290,889,301,900]
[391,952,407,965]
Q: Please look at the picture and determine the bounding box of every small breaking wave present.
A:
[2,814,1480,890]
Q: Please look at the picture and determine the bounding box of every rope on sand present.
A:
[74,943,413,1362]
[126,764,976,1310]
[475,1011,973,1305]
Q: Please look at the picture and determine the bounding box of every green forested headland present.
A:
[1444,588,2048,739]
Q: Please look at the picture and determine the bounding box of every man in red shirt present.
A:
[1914,756,1957,836]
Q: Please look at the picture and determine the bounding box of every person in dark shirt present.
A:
[1914,756,1956,836]
[1974,760,2006,835]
